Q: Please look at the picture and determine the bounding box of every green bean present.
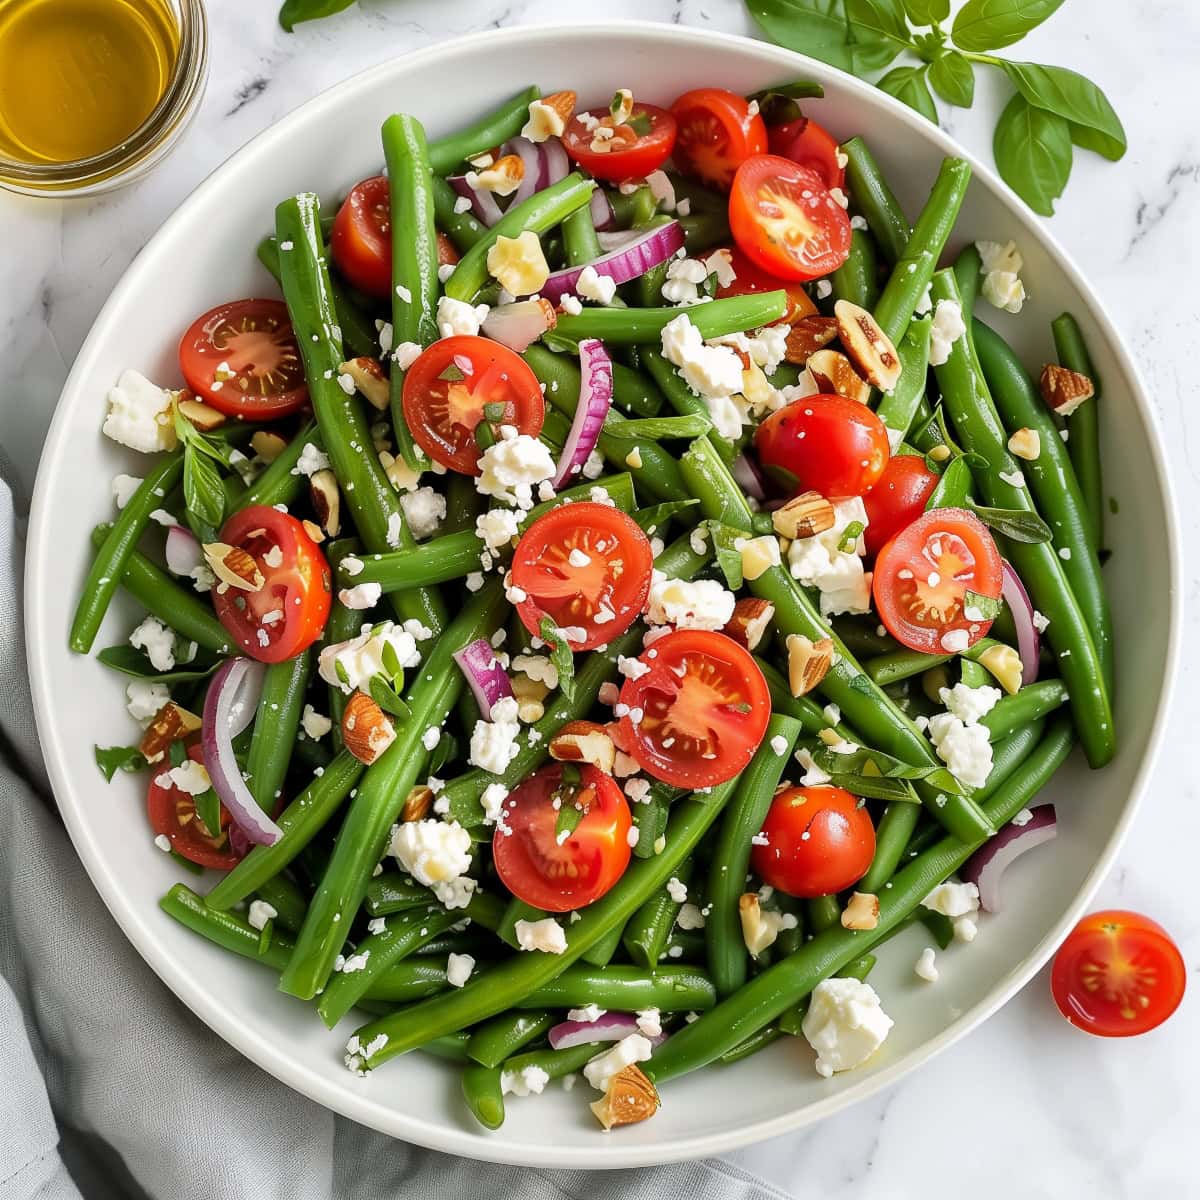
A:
[1052,313,1105,550]
[758,659,845,736]
[427,86,539,175]
[631,783,676,860]
[362,960,449,1003]
[981,680,1069,740]
[431,174,487,252]
[278,582,504,999]
[707,715,802,996]
[229,420,320,513]
[441,472,483,536]
[551,291,786,346]
[864,637,1009,688]
[623,858,693,969]
[662,929,706,962]
[350,775,740,1069]
[640,346,736,464]
[858,800,921,894]
[774,894,806,957]
[827,620,898,661]
[274,193,446,636]
[929,271,1113,767]
[645,714,1075,1084]
[562,204,605,267]
[319,539,365,739]
[500,1040,603,1084]
[72,455,184,653]
[462,1064,506,1130]
[521,964,716,1012]
[611,358,666,417]
[445,174,595,303]
[953,243,982,319]
[974,319,1112,689]
[87,524,235,656]
[718,1023,783,1065]
[680,210,731,253]
[467,1011,555,1069]
[776,951,876,1036]
[163,882,296,970]
[806,894,841,933]
[875,317,932,443]
[831,228,880,310]
[423,1032,473,1062]
[252,872,308,934]
[580,921,627,969]
[496,897,547,950]
[365,871,438,916]
[245,649,312,811]
[841,138,909,264]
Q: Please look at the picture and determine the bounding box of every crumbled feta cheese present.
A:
[581,448,605,480]
[786,497,872,617]
[154,834,172,853]
[644,168,676,212]
[583,1034,653,1091]
[111,474,143,509]
[560,293,583,316]
[393,340,422,370]
[676,902,706,930]
[635,1008,662,1038]
[815,279,832,299]
[928,299,966,366]
[162,759,210,796]
[514,916,567,954]
[421,726,441,751]
[338,582,382,610]
[293,442,331,478]
[801,977,893,1079]
[927,713,993,788]
[568,1004,606,1023]
[769,734,789,756]
[476,507,521,552]
[248,900,277,931]
[436,295,490,339]
[390,819,476,909]
[795,746,832,787]
[446,952,475,988]
[666,877,688,904]
[976,240,1026,314]
[480,782,509,825]
[487,230,549,296]
[102,370,178,453]
[660,312,744,401]
[319,621,421,694]
[476,433,556,508]
[469,696,521,773]
[921,879,980,918]
[576,265,618,305]
[399,486,446,540]
[301,704,332,740]
[954,916,979,943]
[645,569,736,631]
[937,682,1002,726]
[129,616,176,672]
[453,195,473,214]
[125,679,168,726]
[914,946,939,982]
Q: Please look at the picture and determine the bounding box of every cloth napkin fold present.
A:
[0,471,790,1200]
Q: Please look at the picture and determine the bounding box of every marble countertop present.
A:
[2,1,1195,1194]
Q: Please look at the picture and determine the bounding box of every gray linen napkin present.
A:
[0,470,792,1200]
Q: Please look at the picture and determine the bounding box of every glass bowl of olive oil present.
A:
[0,0,208,195]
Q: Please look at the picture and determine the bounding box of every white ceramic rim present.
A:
[25,21,1182,1167]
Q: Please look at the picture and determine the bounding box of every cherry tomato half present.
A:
[402,335,545,475]
[147,744,240,870]
[729,155,851,282]
[714,244,817,326]
[211,505,332,663]
[617,629,770,788]
[751,785,875,898]
[755,393,890,500]
[493,763,632,912]
[510,503,653,652]
[872,507,1002,654]
[562,103,677,183]
[330,175,393,299]
[179,299,308,420]
[767,116,846,192]
[436,230,460,267]
[670,87,768,191]
[862,454,940,557]
[1051,910,1186,1037]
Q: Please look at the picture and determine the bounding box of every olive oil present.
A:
[0,0,179,164]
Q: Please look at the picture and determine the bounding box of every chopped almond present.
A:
[721,598,775,651]
[786,634,834,697]
[841,891,880,931]
[1039,363,1094,417]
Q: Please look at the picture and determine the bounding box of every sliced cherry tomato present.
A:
[862,454,939,557]
[755,393,890,500]
[402,335,545,475]
[617,630,770,788]
[493,763,632,912]
[562,103,677,183]
[670,87,768,190]
[511,503,653,652]
[767,117,846,192]
[1051,910,1186,1037]
[147,744,240,870]
[714,244,817,326]
[179,299,308,420]
[211,505,331,663]
[436,231,460,267]
[872,507,1002,654]
[729,155,851,282]
[330,175,392,299]
[751,785,875,898]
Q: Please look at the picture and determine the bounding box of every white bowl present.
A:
[25,21,1180,1168]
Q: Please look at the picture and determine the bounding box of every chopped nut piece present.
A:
[341,692,396,765]
[787,634,834,697]
[521,90,576,142]
[309,469,341,537]
[250,430,288,463]
[976,643,1023,695]
[785,315,840,365]
[177,397,226,431]
[772,491,836,540]
[302,518,326,544]
[139,701,202,763]
[806,348,871,404]
[834,300,902,392]
[549,719,616,774]
[739,534,781,581]
[1039,363,1095,417]
[471,153,524,196]
[338,356,390,411]
[202,542,264,591]
[739,893,783,955]
[401,785,434,823]
[721,597,775,651]
[1007,427,1040,461]
[841,891,880,931]
[589,1064,659,1129]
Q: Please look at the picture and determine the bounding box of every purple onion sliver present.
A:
[453,638,514,721]
[552,338,613,489]
[1000,559,1039,686]
[548,1011,669,1051]
[542,136,569,185]
[731,454,766,501]
[539,220,684,306]
[448,174,503,227]
[165,524,203,577]
[504,136,547,206]
[480,300,556,353]
[961,803,1056,912]
[590,186,615,231]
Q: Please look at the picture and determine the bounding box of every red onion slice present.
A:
[448,174,504,227]
[552,338,613,489]
[165,525,203,577]
[542,137,569,185]
[453,638,514,720]
[481,298,557,353]
[201,658,281,847]
[1000,559,1039,686]
[548,1011,669,1051]
[590,187,615,231]
[731,454,766,501]
[961,803,1057,911]
[539,220,685,306]
[504,136,548,206]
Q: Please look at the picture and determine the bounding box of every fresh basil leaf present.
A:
[1000,61,1126,161]
[369,675,412,722]
[903,0,949,23]
[183,445,226,531]
[604,414,713,441]
[965,499,1053,543]
[845,0,912,46]
[705,522,745,590]
[928,49,975,107]
[94,744,148,782]
[951,0,1065,52]
[876,65,939,123]
[193,788,222,841]
[632,499,701,535]
[97,645,219,683]
[555,800,586,840]
[278,0,357,31]
[964,589,1004,619]
[539,617,576,704]
[540,331,582,355]
[827,772,922,802]
[745,0,906,75]
[1068,121,1124,163]
[168,740,187,768]
[992,92,1072,216]
[925,455,972,510]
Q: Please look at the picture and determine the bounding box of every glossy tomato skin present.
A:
[729,155,851,282]
[767,117,846,192]
[510,503,653,652]
[493,763,632,912]
[862,454,939,557]
[1051,910,1186,1037]
[211,505,331,664]
[617,629,771,788]
[402,335,545,474]
[562,104,677,183]
[872,507,1002,654]
[751,786,875,898]
[179,299,308,420]
[714,244,817,326]
[330,175,392,299]
[670,87,768,190]
[755,393,890,500]
[147,744,240,870]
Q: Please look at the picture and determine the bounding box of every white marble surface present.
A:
[2,1,1197,1194]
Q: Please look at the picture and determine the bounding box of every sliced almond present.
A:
[302,518,326,544]
[589,1064,659,1130]
[787,634,834,697]
[401,785,434,823]
[609,88,635,126]
[250,430,288,463]
[784,315,840,365]
[721,597,775,651]
[522,90,577,142]
[549,719,616,775]
[511,671,550,724]
[309,469,341,537]
[203,542,264,592]
[341,691,396,765]
[471,153,524,196]
[806,348,871,404]
[841,891,880,931]
[739,893,782,956]
[834,299,901,392]
[338,356,390,411]
[772,490,836,540]
[177,397,227,431]
[139,701,202,764]
[1039,363,1094,417]
[976,642,1023,695]
[1007,427,1040,461]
